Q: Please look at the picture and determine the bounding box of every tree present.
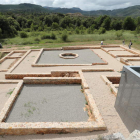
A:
[123,17,136,30]
[136,25,140,34]
[52,22,59,30]
[136,17,140,26]
[0,15,18,38]
[44,16,52,27]
[110,19,122,30]
[60,16,72,28]
[99,27,106,34]
[101,16,111,30]
[95,15,108,29]
[51,15,59,23]
[7,17,21,31]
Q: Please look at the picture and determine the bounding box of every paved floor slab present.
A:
[6,84,88,122]
[37,49,104,64]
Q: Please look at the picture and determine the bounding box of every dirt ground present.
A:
[0,44,139,139]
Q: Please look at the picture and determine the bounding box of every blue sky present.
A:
[0,0,140,11]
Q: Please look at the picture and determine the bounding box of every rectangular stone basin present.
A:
[6,84,88,122]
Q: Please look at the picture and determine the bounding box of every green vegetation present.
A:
[7,88,15,95]
[61,30,68,42]
[0,52,7,59]
[20,31,28,38]
[22,101,39,118]
[0,10,140,50]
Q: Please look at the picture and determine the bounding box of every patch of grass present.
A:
[7,88,15,95]
[2,30,140,51]
[22,101,38,117]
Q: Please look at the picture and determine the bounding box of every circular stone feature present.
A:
[59,53,79,59]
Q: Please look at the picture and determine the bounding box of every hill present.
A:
[0,3,48,12]
[0,3,140,17]
[44,5,140,17]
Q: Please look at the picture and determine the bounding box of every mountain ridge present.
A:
[0,3,140,17]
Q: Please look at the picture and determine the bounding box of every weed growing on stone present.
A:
[85,100,88,105]
[7,88,15,95]
[110,88,113,93]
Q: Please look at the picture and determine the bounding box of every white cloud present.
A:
[0,0,140,11]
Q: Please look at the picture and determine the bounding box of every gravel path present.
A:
[6,84,88,122]
[83,72,130,138]
[129,61,140,65]
[37,49,104,64]
[110,51,134,55]
[10,53,22,57]
[104,47,125,51]
[0,59,16,70]
[0,84,16,112]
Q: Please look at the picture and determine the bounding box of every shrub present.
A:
[41,34,50,39]
[34,38,40,42]
[116,30,123,39]
[136,25,140,34]
[30,32,40,37]
[80,30,85,34]
[87,28,92,34]
[20,31,28,38]
[68,31,72,35]
[61,30,68,42]
[24,28,30,32]
[50,32,56,39]
[75,28,80,34]
[99,27,106,34]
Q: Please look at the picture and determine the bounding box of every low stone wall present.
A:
[6,71,80,79]
[82,68,114,72]
[5,73,51,79]
[23,77,81,84]
[63,46,101,50]
[120,58,131,66]
[101,75,121,96]
[51,71,80,77]
[101,45,120,48]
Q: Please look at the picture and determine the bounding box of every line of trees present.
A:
[0,12,140,39]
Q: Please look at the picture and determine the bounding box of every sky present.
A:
[0,0,140,11]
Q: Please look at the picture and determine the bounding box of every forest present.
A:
[0,11,140,49]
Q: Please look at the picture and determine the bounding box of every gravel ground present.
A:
[10,53,22,57]
[83,72,130,138]
[129,61,140,65]
[104,47,125,51]
[0,59,16,70]
[37,49,104,64]
[110,51,134,55]
[0,84,16,112]
[6,84,88,122]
